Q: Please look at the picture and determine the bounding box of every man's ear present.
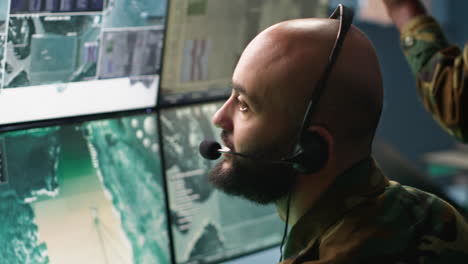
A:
[293,125,333,174]
[305,125,334,170]
[308,125,334,156]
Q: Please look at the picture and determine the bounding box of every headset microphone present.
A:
[199,140,223,160]
[199,140,294,165]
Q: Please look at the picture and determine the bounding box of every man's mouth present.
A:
[221,131,235,152]
[218,145,235,159]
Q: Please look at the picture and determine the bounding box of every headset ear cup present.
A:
[296,131,329,173]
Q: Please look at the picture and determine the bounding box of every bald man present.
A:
[383,0,468,142]
[205,5,468,264]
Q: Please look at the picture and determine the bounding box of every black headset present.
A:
[283,4,354,174]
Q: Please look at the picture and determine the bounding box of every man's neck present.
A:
[275,169,337,227]
[275,153,369,227]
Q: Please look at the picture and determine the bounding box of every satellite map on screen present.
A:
[0,113,170,264]
[160,101,284,264]
[0,1,8,27]
[0,0,167,128]
[160,0,327,105]
[0,1,8,86]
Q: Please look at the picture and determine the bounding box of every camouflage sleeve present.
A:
[400,15,468,142]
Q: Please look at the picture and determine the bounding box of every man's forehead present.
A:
[232,56,308,114]
[232,44,287,101]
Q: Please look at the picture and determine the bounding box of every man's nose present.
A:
[212,101,233,131]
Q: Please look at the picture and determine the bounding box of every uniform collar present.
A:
[283,157,389,259]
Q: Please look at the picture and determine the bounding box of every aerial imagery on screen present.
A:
[160,0,327,105]
[0,0,7,88]
[0,112,171,264]
[160,101,284,264]
[0,0,167,128]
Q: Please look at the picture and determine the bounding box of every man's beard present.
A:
[208,134,298,205]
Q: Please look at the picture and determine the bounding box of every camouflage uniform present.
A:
[400,15,468,142]
[279,158,468,263]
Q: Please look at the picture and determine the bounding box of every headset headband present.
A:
[287,4,354,162]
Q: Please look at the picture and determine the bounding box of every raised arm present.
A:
[383,0,468,142]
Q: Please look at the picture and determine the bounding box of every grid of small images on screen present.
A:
[0,0,166,126]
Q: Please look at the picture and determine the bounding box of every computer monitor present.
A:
[159,101,284,264]
[160,0,328,106]
[0,112,171,264]
[0,0,167,131]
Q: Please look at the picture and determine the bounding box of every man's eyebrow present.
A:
[232,83,246,95]
[231,83,261,109]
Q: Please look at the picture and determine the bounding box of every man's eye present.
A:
[236,96,249,112]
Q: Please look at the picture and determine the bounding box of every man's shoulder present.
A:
[382,181,465,228]
[383,180,457,217]
[316,182,468,263]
